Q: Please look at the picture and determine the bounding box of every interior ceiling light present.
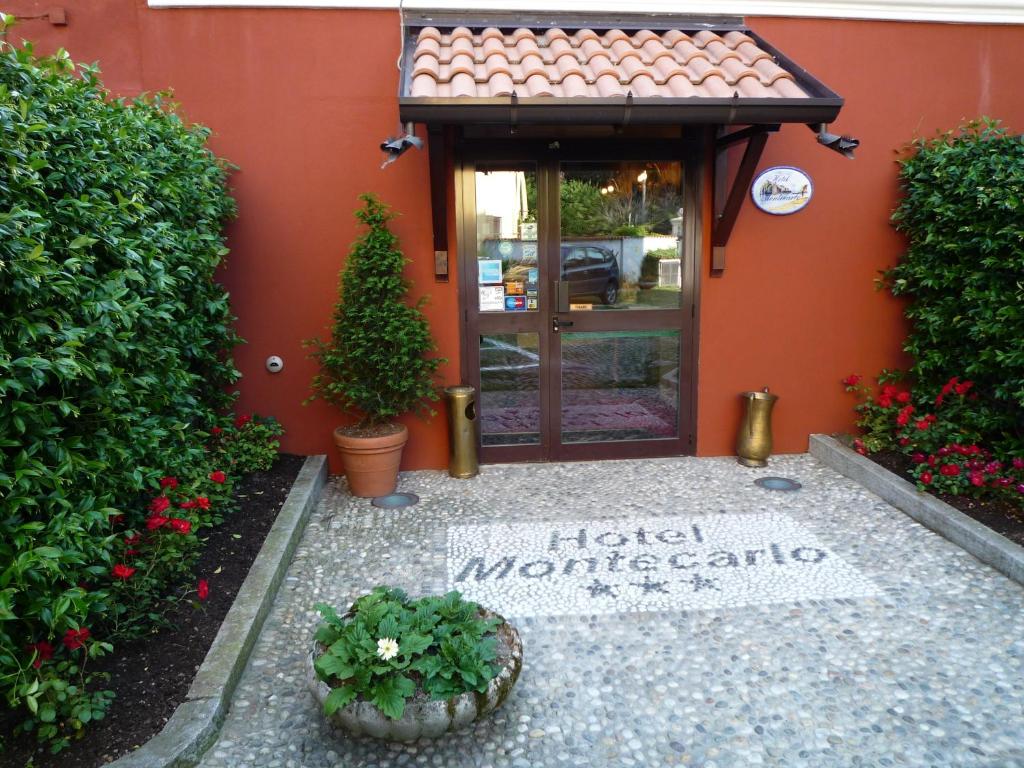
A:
[809,123,860,159]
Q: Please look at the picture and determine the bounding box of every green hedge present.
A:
[888,119,1024,454]
[0,38,239,749]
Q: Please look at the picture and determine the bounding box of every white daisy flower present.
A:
[376,637,399,661]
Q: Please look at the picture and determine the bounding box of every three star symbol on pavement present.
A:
[630,575,670,594]
[584,579,619,598]
[688,573,720,592]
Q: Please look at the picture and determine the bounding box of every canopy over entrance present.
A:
[399,15,843,126]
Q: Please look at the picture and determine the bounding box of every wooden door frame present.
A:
[454,130,706,464]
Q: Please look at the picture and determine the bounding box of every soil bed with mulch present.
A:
[870,450,1024,547]
[4,453,306,768]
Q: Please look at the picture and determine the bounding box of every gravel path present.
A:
[200,454,1024,768]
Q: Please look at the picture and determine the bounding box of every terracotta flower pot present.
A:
[333,424,408,498]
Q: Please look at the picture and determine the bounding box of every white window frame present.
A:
[146,0,1024,25]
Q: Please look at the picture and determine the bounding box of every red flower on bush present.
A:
[63,627,90,650]
[147,515,169,530]
[969,472,985,487]
[842,374,862,387]
[939,464,961,477]
[1017,484,1024,495]
[911,453,926,464]
[898,437,910,447]
[197,579,210,601]
[896,391,912,404]
[125,533,141,546]
[920,471,933,485]
[149,496,171,514]
[209,470,226,484]
[170,518,192,535]
[955,380,973,395]
[196,496,211,510]
[112,563,136,580]
[109,513,125,525]
[877,395,894,408]
[915,419,931,431]
[160,476,179,489]
[26,641,54,668]
[234,413,252,428]
[1013,458,1024,470]
[210,426,223,436]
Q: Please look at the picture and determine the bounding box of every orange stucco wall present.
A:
[7,2,1024,469]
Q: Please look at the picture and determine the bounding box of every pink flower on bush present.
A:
[112,563,136,580]
[159,476,179,489]
[26,641,54,668]
[63,627,90,650]
[209,470,226,484]
[169,518,192,535]
[149,496,171,514]
[1017,484,1024,494]
[911,453,926,464]
[939,464,961,477]
[1013,458,1024,470]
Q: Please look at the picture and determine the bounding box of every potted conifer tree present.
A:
[307,194,443,497]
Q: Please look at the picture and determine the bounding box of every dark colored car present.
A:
[505,244,620,305]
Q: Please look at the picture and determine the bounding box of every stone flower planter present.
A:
[306,613,523,742]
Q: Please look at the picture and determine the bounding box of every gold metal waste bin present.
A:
[444,385,479,479]
[736,387,778,467]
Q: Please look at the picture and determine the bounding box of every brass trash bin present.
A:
[736,388,778,467]
[444,385,479,479]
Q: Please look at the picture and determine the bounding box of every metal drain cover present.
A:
[371,492,420,509]
[754,477,803,492]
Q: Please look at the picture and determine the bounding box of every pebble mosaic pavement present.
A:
[199,455,1024,768]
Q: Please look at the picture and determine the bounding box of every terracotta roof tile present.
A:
[406,26,807,100]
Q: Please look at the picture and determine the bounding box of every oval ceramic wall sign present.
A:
[751,166,813,215]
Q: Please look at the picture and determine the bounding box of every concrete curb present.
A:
[108,454,329,768]
[810,434,1024,587]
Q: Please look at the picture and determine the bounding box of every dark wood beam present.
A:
[427,124,449,281]
[711,127,772,274]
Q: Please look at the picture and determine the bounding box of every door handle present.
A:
[552,316,574,333]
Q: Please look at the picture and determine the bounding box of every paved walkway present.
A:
[200,455,1024,768]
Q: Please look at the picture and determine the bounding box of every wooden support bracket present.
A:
[427,124,450,281]
[711,124,779,274]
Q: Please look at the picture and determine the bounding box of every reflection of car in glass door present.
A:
[506,244,620,305]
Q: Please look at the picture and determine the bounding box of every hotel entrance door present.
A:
[459,140,700,463]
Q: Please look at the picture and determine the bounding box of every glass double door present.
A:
[461,146,697,463]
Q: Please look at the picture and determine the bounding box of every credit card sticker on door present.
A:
[504,296,527,311]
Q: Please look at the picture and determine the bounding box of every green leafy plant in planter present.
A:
[308,587,522,740]
[306,195,444,497]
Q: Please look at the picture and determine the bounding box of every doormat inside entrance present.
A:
[447,513,879,617]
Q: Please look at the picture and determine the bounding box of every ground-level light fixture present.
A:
[380,121,423,168]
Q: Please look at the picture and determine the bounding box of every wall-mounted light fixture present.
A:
[809,123,859,159]
[380,122,423,168]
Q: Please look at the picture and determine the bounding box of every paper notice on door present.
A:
[479,285,505,312]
